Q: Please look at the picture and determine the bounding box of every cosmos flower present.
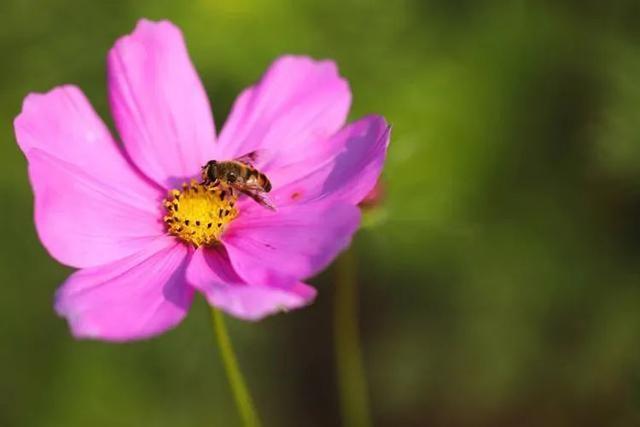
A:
[14,19,390,341]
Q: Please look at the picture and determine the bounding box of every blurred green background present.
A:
[2,1,640,426]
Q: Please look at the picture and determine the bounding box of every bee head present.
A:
[202,160,218,182]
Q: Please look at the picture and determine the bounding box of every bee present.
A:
[201,151,275,210]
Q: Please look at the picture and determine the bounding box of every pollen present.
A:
[163,180,239,247]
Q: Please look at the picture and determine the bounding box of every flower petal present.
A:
[269,115,391,206]
[14,85,165,268]
[108,19,217,187]
[216,55,351,164]
[222,202,360,284]
[27,149,165,269]
[14,84,159,201]
[186,247,316,320]
[55,237,192,342]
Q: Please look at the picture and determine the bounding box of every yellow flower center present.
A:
[163,180,239,247]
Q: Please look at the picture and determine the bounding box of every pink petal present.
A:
[14,85,165,268]
[14,84,159,201]
[55,237,193,342]
[222,202,360,284]
[108,19,217,187]
[186,247,316,320]
[27,149,165,269]
[270,115,391,206]
[216,55,351,165]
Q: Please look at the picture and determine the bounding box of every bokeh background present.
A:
[2,1,640,426]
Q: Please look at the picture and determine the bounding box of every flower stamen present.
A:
[163,180,238,247]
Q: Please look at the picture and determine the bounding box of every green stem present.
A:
[334,248,372,427]
[210,307,262,427]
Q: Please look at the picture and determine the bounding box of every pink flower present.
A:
[14,19,390,341]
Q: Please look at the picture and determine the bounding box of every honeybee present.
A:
[201,151,275,210]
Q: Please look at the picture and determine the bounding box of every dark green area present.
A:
[2,1,640,426]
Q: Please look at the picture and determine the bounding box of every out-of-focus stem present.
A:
[210,307,262,427]
[334,248,372,427]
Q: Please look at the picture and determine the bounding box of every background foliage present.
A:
[2,1,640,426]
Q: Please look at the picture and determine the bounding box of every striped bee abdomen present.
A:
[260,173,272,192]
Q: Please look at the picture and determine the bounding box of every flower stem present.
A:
[210,306,262,427]
[334,248,372,427]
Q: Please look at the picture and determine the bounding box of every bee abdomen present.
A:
[251,170,271,192]
[245,168,272,192]
[261,173,272,192]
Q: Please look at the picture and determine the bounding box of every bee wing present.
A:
[234,149,270,166]
[240,187,276,211]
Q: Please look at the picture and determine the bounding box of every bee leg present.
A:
[202,179,219,192]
